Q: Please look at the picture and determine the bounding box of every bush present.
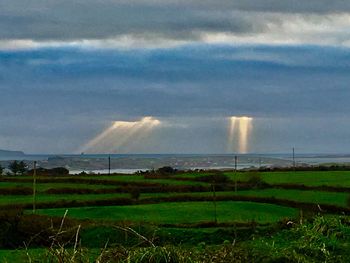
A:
[129,187,141,200]
[156,166,177,175]
[246,172,265,188]
[196,172,230,184]
[8,161,28,176]
[0,210,78,248]
[347,195,350,208]
[0,187,32,195]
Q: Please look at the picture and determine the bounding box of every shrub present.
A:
[0,187,32,195]
[28,167,69,176]
[347,195,350,208]
[129,187,141,200]
[156,166,177,175]
[246,172,265,188]
[8,161,28,176]
[196,172,230,184]
[0,210,78,248]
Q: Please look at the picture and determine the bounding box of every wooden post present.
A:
[108,155,111,175]
[33,161,37,214]
[212,183,217,224]
[234,156,238,193]
[293,148,296,172]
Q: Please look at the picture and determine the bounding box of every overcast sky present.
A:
[1,0,350,154]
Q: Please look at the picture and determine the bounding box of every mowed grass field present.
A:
[36,201,297,224]
[1,170,350,262]
[0,170,350,224]
[224,171,350,187]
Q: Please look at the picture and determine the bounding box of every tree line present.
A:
[0,160,28,176]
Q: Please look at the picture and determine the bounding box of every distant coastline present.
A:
[0,149,25,158]
[1,152,350,174]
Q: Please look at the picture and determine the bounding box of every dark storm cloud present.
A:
[1,0,350,42]
[1,44,350,119]
[0,1,256,41]
[1,44,350,153]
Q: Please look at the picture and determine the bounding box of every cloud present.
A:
[1,44,350,120]
[1,43,350,153]
[2,1,350,153]
[1,1,350,49]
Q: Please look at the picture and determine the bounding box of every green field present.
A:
[141,189,349,207]
[236,189,349,207]
[225,171,350,187]
[1,170,350,211]
[0,193,130,205]
[36,201,297,224]
[1,170,350,262]
[0,181,118,191]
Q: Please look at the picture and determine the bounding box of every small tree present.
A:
[156,166,177,175]
[18,161,28,175]
[8,160,20,175]
[246,171,265,188]
[0,164,3,176]
[8,161,28,176]
[196,172,230,184]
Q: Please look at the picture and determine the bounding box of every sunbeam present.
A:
[79,117,161,153]
[227,116,237,153]
[227,116,253,154]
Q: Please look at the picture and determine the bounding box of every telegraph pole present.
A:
[234,155,238,193]
[293,148,296,171]
[259,157,262,169]
[32,161,37,214]
[108,155,111,175]
[212,182,217,224]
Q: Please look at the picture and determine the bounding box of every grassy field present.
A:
[224,171,350,187]
[141,189,349,207]
[236,189,349,207]
[36,201,297,224]
[0,193,129,205]
[0,181,118,191]
[1,170,350,262]
[0,170,349,210]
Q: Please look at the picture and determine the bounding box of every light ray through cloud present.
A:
[227,116,253,154]
[79,117,161,153]
[227,116,237,153]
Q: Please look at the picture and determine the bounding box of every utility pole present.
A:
[293,147,296,172]
[234,155,238,193]
[259,157,262,169]
[212,182,217,224]
[108,155,111,175]
[33,161,37,214]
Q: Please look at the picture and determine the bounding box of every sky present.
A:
[1,0,350,154]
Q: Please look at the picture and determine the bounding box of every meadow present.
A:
[1,169,350,262]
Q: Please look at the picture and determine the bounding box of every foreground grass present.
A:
[0,248,46,263]
[2,215,350,262]
[36,201,297,224]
